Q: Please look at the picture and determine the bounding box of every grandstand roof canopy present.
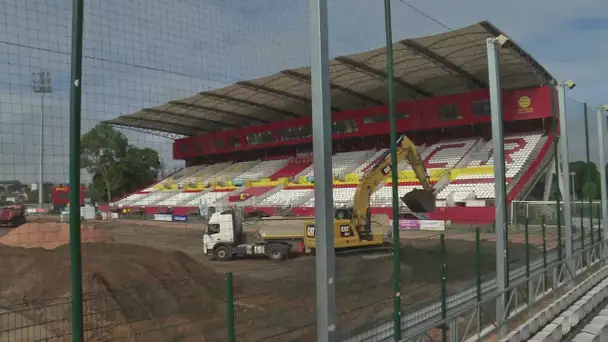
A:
[105,20,555,138]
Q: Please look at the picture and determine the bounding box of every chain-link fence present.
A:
[3,1,608,341]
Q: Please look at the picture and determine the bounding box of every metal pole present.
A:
[597,107,608,260]
[599,207,604,257]
[580,204,585,267]
[440,233,447,342]
[383,1,402,339]
[570,173,576,203]
[590,202,595,262]
[309,0,336,340]
[486,37,507,338]
[551,87,562,262]
[542,215,547,286]
[68,0,85,339]
[39,92,44,208]
[226,272,235,342]
[32,71,51,208]
[525,217,531,299]
[584,105,592,245]
[475,229,482,332]
[557,84,574,279]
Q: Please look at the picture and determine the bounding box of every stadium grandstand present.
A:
[103,21,557,224]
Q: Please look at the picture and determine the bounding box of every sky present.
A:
[0,0,607,184]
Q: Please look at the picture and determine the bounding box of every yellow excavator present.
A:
[304,135,436,251]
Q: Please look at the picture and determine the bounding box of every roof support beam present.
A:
[144,107,240,129]
[334,56,432,98]
[107,123,185,140]
[478,21,554,85]
[169,100,271,124]
[120,116,202,136]
[236,80,342,112]
[197,93,302,119]
[280,70,383,106]
[399,39,487,89]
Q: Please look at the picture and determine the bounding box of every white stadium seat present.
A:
[233,159,289,182]
[257,189,314,207]
[303,187,357,208]
[111,133,545,209]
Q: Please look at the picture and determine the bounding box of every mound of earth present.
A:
[0,243,225,341]
[0,222,113,249]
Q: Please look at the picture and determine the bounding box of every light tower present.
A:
[32,70,52,208]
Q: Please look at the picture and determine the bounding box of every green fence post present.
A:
[475,229,482,331]
[590,202,595,262]
[440,233,447,342]
[542,215,547,286]
[227,272,235,342]
[475,229,482,301]
[598,206,603,257]
[505,224,510,289]
[581,204,586,267]
[383,0,402,339]
[68,0,85,340]
[524,217,530,300]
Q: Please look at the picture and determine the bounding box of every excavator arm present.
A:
[349,135,436,237]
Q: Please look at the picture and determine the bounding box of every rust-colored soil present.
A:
[0,222,113,249]
[0,219,546,342]
[0,243,224,341]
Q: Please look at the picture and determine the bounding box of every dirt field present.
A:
[0,216,548,341]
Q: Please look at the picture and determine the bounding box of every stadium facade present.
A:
[105,21,558,224]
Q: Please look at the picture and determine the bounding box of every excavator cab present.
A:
[402,188,436,213]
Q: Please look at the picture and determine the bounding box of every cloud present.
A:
[1,0,608,185]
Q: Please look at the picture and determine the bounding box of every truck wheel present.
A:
[214,245,232,261]
[268,245,286,261]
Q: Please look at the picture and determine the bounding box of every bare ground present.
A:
[0,217,548,341]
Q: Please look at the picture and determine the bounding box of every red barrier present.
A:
[291,207,315,217]
[244,206,279,216]
[427,207,494,224]
[291,206,495,224]
[173,207,198,215]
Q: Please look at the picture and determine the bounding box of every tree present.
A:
[81,123,161,202]
[526,160,602,201]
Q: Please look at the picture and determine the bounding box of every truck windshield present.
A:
[207,224,220,234]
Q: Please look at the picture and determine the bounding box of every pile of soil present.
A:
[0,243,225,341]
[0,222,113,249]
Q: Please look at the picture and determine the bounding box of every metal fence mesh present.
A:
[2,1,608,341]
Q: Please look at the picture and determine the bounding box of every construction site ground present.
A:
[0,215,556,341]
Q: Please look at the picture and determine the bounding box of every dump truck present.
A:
[202,135,436,261]
[202,209,304,261]
[0,203,26,228]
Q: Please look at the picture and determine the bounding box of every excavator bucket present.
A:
[401,189,436,213]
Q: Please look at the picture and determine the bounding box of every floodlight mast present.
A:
[557,80,575,283]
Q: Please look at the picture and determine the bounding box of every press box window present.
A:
[228,137,241,148]
[363,111,409,124]
[438,104,462,121]
[332,119,357,134]
[471,100,491,116]
[246,131,275,145]
[280,125,312,141]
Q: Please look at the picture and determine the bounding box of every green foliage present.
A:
[528,160,603,201]
[582,181,598,200]
[81,123,160,202]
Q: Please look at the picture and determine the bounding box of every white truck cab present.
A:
[202,206,290,261]
[203,208,242,257]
